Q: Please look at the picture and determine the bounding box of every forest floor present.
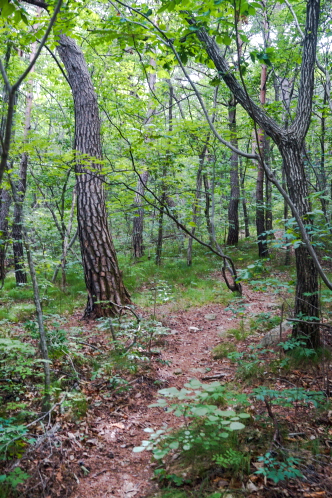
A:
[2,269,332,498]
[15,279,332,498]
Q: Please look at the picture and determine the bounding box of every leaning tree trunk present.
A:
[194,0,321,346]
[57,35,130,317]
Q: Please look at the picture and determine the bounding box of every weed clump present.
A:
[212,342,236,359]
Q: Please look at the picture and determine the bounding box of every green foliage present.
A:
[214,448,250,476]
[154,468,191,487]
[255,452,303,483]
[133,379,249,460]
[63,391,88,420]
[0,467,30,496]
[0,417,34,460]
[227,346,272,381]
[251,312,281,333]
[212,342,236,359]
[253,386,325,409]
[0,338,37,396]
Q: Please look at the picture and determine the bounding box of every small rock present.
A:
[217,479,229,488]
[204,313,217,320]
[170,329,179,335]
[189,367,206,374]
[259,321,290,346]
[189,326,199,332]
[173,368,183,375]
[266,302,278,308]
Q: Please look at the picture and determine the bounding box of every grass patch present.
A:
[212,342,236,359]
[121,245,230,310]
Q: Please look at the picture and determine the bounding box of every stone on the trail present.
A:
[189,367,206,374]
[260,321,290,346]
[205,313,217,320]
[170,329,179,335]
[173,368,183,375]
[216,326,227,336]
[189,326,199,332]
[266,302,278,309]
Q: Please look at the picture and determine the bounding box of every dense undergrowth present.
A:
[0,239,332,497]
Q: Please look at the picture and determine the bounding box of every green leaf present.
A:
[229,421,245,430]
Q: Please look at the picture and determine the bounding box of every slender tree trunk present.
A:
[57,35,130,317]
[203,173,214,246]
[12,23,38,286]
[282,165,291,266]
[255,62,269,257]
[187,144,208,265]
[226,97,240,245]
[132,63,156,259]
[240,160,250,238]
[61,187,76,289]
[155,195,165,266]
[132,170,149,259]
[0,188,11,283]
[24,236,50,411]
[155,85,173,265]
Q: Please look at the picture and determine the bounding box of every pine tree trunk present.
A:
[57,35,130,317]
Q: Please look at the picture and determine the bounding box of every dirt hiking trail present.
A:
[69,288,277,498]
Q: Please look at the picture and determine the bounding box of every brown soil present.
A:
[9,284,332,498]
[65,287,281,498]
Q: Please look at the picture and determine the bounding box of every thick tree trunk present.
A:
[226,98,239,246]
[279,143,319,346]
[57,35,130,317]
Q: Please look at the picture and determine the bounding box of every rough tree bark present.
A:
[195,0,321,346]
[57,35,130,317]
